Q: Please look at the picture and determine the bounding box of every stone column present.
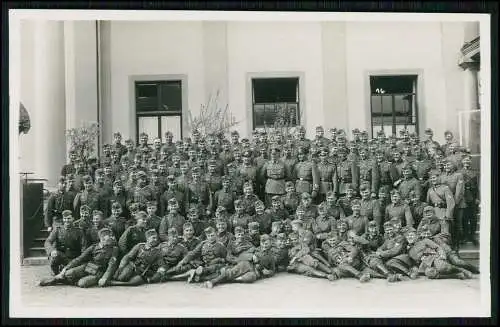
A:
[33,21,67,187]
[458,60,480,149]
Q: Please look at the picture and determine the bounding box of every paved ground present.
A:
[12,266,488,318]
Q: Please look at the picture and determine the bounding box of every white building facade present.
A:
[18,20,481,186]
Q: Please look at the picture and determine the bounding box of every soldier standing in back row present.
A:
[293,147,320,199]
[459,155,479,245]
[260,147,287,207]
[334,148,359,198]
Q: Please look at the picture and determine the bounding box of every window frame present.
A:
[369,75,419,137]
[250,77,301,130]
[134,80,183,145]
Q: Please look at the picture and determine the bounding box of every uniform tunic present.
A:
[44,226,86,259]
[65,243,119,279]
[397,177,422,201]
[293,160,320,194]
[261,160,287,195]
[124,242,165,277]
[317,161,336,195]
[159,240,188,268]
[334,160,359,195]
[118,225,146,255]
[159,213,186,241]
[385,203,414,227]
[426,185,456,220]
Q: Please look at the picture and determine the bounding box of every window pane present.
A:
[286,103,298,126]
[254,104,265,128]
[136,83,159,112]
[160,81,182,112]
[138,116,159,142]
[253,78,299,103]
[371,95,392,116]
[370,75,417,94]
[161,116,182,142]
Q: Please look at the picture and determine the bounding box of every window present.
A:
[370,75,419,137]
[135,80,183,143]
[252,78,300,129]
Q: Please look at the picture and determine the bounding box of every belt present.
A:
[298,178,312,182]
[268,176,285,180]
[434,203,447,209]
[320,179,331,182]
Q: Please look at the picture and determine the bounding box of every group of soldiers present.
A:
[38,125,480,289]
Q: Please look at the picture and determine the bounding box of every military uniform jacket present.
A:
[238,194,260,216]
[282,157,298,182]
[61,163,76,177]
[185,181,212,208]
[281,193,300,216]
[358,159,379,194]
[146,215,162,232]
[317,161,335,195]
[375,161,398,186]
[160,188,185,216]
[377,234,406,260]
[297,204,318,223]
[184,240,227,266]
[85,223,110,246]
[124,242,165,275]
[73,190,102,219]
[407,238,444,265]
[426,185,456,220]
[45,191,70,228]
[239,165,258,189]
[159,240,188,267]
[346,215,369,236]
[385,203,414,227]
[460,167,479,205]
[182,236,201,251]
[293,160,320,194]
[159,214,186,241]
[44,226,86,259]
[108,191,129,216]
[440,171,466,208]
[254,247,277,276]
[118,225,147,255]
[212,189,237,213]
[266,207,289,223]
[360,199,382,227]
[334,160,359,195]
[337,196,358,217]
[417,216,442,237]
[66,243,119,280]
[219,151,234,168]
[128,185,155,206]
[253,212,273,234]
[230,213,253,231]
[311,216,337,240]
[216,232,235,247]
[226,238,256,263]
[105,216,130,240]
[205,174,223,195]
[175,175,191,193]
[397,177,422,201]
[260,160,287,195]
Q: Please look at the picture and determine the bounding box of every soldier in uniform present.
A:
[266,195,289,223]
[459,155,480,245]
[297,192,318,226]
[441,130,455,157]
[412,145,433,200]
[422,128,441,154]
[225,226,257,265]
[169,226,227,283]
[40,228,120,288]
[105,201,130,241]
[395,164,422,202]
[426,170,455,243]
[357,147,379,198]
[416,206,445,238]
[176,161,191,194]
[293,146,320,200]
[145,201,162,232]
[159,198,186,241]
[128,170,154,208]
[229,199,253,232]
[359,185,382,228]
[156,228,189,280]
[313,126,330,148]
[440,160,466,250]
[45,177,70,230]
[346,199,369,236]
[123,139,136,163]
[282,181,300,216]
[333,148,359,198]
[211,176,237,215]
[160,175,185,217]
[337,183,359,217]
[61,149,79,177]
[161,131,177,157]
[205,159,223,198]
[260,147,287,207]
[185,166,212,218]
[94,169,113,216]
[384,189,414,227]
[137,132,153,154]
[43,210,86,276]
[239,150,258,192]
[295,126,311,152]
[110,229,165,286]
[73,175,103,219]
[84,210,110,246]
[374,149,398,193]
[118,211,148,255]
[408,189,428,228]
[316,148,336,204]
[254,200,274,234]
[311,202,338,248]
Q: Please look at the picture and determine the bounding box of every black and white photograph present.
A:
[8,9,492,318]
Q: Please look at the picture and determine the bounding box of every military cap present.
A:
[111,202,122,209]
[404,226,417,236]
[92,210,104,217]
[316,125,324,131]
[62,210,73,218]
[135,211,148,220]
[103,144,112,150]
[145,229,158,239]
[271,195,281,202]
[461,154,472,161]
[368,220,378,228]
[150,169,159,176]
[254,200,265,208]
[124,139,133,144]
[429,169,441,177]
[192,129,200,135]
[276,232,287,240]
[234,199,243,208]
[82,175,93,183]
[249,221,260,230]
[291,219,303,226]
[376,130,385,136]
[301,192,311,199]
[231,130,239,136]
[241,138,250,144]
[204,226,216,234]
[98,227,113,239]
[234,226,245,234]
[242,150,252,158]
[168,198,178,205]
[80,205,91,213]
[207,159,217,166]
[337,219,349,227]
[350,199,361,207]
[352,128,360,134]
[94,168,104,175]
[136,170,147,178]
[423,206,435,213]
[260,234,271,242]
[66,173,75,180]
[148,157,157,163]
[383,221,394,228]
[424,128,433,134]
[285,181,294,188]
[146,201,158,207]
[298,126,306,132]
[216,206,227,213]
[361,131,368,136]
[191,166,201,174]
[317,202,327,212]
[243,181,253,189]
[166,175,176,182]
[103,161,113,167]
[183,222,194,230]
[120,156,130,163]
[297,146,308,154]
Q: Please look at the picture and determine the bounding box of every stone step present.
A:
[22,256,48,266]
[28,247,47,258]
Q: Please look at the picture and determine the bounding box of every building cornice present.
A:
[458,36,480,70]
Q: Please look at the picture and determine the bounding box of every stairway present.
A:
[22,227,50,265]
